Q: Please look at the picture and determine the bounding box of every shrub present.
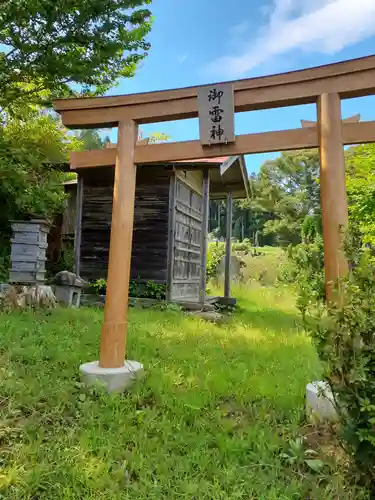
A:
[301,214,322,244]
[242,250,284,286]
[232,240,252,252]
[143,280,166,301]
[206,242,225,281]
[302,237,375,485]
[91,278,107,295]
[280,236,325,317]
[90,279,166,300]
[0,239,10,282]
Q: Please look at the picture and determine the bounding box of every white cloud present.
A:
[208,0,375,78]
[177,54,188,64]
[230,21,250,36]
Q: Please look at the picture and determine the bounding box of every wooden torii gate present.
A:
[53,55,375,371]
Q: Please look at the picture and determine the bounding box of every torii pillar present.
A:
[317,94,349,301]
[80,120,144,391]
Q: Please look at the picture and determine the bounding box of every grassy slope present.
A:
[241,247,285,286]
[0,287,364,499]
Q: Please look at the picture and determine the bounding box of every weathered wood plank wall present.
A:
[61,183,77,236]
[176,169,202,195]
[80,166,171,283]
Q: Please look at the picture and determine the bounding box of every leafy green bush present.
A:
[232,240,252,252]
[280,236,325,316]
[0,239,10,282]
[302,236,375,485]
[90,279,166,300]
[91,278,107,295]
[0,114,79,223]
[301,214,322,244]
[143,281,166,301]
[206,242,225,281]
[242,249,284,286]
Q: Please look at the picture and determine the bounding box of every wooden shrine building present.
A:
[68,154,248,303]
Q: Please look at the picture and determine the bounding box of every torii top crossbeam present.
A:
[54,55,375,127]
[54,55,375,165]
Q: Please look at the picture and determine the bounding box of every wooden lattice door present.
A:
[169,179,203,302]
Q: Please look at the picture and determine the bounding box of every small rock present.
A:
[1,285,56,310]
[217,255,244,282]
[306,381,338,423]
[52,271,86,287]
[189,311,224,323]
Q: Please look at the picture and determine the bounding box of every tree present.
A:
[254,150,321,246]
[0,106,82,278]
[209,200,225,237]
[0,109,82,227]
[208,145,375,249]
[345,144,375,246]
[0,0,152,111]
[75,130,111,151]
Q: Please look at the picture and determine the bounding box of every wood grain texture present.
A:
[62,184,77,236]
[224,192,233,299]
[318,93,349,301]
[176,169,203,195]
[166,176,177,302]
[170,180,203,302]
[73,175,83,275]
[70,122,375,169]
[80,167,170,284]
[200,170,210,305]
[301,114,361,128]
[54,55,375,111]
[99,120,138,368]
[55,61,375,127]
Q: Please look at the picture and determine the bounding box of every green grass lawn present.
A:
[0,287,365,499]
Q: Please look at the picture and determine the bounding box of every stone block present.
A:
[10,220,50,285]
[9,271,46,283]
[79,360,144,393]
[54,285,81,307]
[189,310,225,323]
[53,271,85,287]
[217,254,244,281]
[306,381,338,423]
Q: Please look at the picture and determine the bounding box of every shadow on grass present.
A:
[0,305,334,500]
[121,307,321,417]
[211,283,302,334]
[235,305,302,334]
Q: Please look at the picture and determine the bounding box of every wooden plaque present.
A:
[198,83,235,145]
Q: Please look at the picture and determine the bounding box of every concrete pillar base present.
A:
[306,381,338,423]
[79,360,144,393]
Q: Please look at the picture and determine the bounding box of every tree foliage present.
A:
[75,130,111,150]
[256,150,321,246]
[0,107,82,279]
[303,237,375,484]
[0,110,81,226]
[209,144,375,251]
[0,0,152,111]
[346,144,375,246]
[209,150,321,246]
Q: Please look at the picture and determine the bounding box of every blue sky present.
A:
[108,0,375,174]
